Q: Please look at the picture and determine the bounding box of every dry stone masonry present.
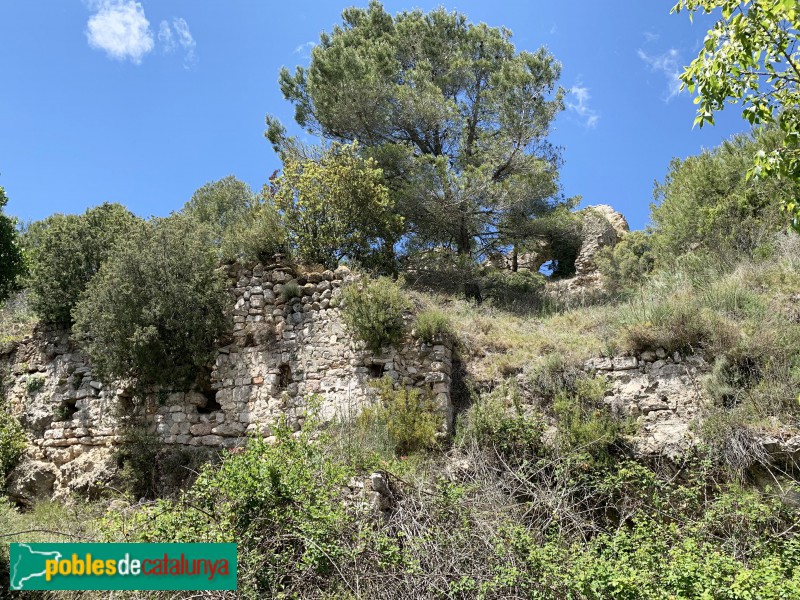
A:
[585,351,709,459]
[3,263,454,502]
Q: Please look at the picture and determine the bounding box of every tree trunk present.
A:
[456,222,471,256]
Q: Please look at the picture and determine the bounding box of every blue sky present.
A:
[1,1,750,230]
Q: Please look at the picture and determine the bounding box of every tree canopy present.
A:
[673,0,800,229]
[183,175,288,263]
[24,203,141,323]
[0,187,25,303]
[72,215,227,392]
[275,142,402,269]
[183,175,256,242]
[267,1,565,262]
[651,128,794,260]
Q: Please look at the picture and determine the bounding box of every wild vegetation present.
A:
[2,1,800,598]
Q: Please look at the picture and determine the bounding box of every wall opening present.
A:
[197,391,222,414]
[368,364,384,379]
[55,398,79,422]
[278,364,292,389]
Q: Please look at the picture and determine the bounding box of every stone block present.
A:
[612,356,638,370]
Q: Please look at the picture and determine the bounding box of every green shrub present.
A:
[183,175,254,240]
[341,276,410,352]
[0,187,25,305]
[553,376,619,461]
[184,175,290,264]
[102,406,350,595]
[360,377,440,455]
[619,292,739,355]
[221,199,289,263]
[0,291,36,345]
[114,426,213,500]
[527,352,583,400]
[72,215,228,392]
[415,308,454,344]
[650,128,794,266]
[483,268,548,313]
[457,382,545,463]
[703,276,767,321]
[596,229,655,295]
[281,280,302,301]
[25,374,45,394]
[52,401,77,422]
[24,202,141,323]
[275,142,402,269]
[0,403,25,478]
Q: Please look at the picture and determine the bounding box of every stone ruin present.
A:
[487,204,630,292]
[2,262,454,503]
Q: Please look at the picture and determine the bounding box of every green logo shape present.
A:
[9,543,237,591]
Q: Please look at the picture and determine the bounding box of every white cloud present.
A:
[566,85,600,128]
[643,31,660,43]
[158,20,175,52]
[638,48,683,101]
[294,41,316,58]
[172,18,196,67]
[86,0,153,64]
[158,18,197,68]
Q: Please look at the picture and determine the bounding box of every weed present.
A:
[415,309,454,344]
[281,280,302,301]
[360,377,441,455]
[25,374,46,395]
[341,276,411,352]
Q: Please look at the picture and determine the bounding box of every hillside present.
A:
[2,1,800,598]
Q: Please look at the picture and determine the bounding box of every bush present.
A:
[527,352,584,400]
[483,268,548,313]
[72,215,228,392]
[183,175,291,264]
[650,128,794,265]
[360,377,440,455]
[0,187,25,304]
[221,198,289,264]
[457,383,545,463]
[25,374,45,394]
[0,402,25,478]
[596,229,656,295]
[281,280,302,301]
[415,308,454,344]
[102,407,350,596]
[552,376,620,461]
[183,175,255,241]
[24,203,141,323]
[275,142,402,270]
[114,426,213,500]
[619,291,739,355]
[341,276,411,352]
[0,291,36,345]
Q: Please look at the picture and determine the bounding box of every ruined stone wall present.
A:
[3,263,454,502]
[584,351,709,459]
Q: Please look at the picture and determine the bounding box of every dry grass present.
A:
[0,291,36,346]
[410,291,610,383]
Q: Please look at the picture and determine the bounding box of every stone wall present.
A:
[584,351,709,459]
[3,263,454,502]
